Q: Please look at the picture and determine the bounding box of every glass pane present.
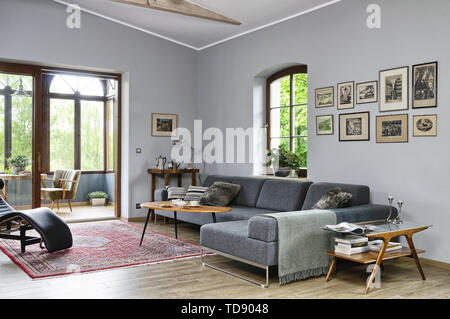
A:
[294,73,308,105]
[293,105,308,137]
[11,95,33,169]
[79,77,104,96]
[271,138,290,152]
[107,99,114,170]
[107,80,116,97]
[270,75,290,107]
[270,107,290,137]
[0,74,6,89]
[50,99,75,170]
[81,101,104,170]
[50,75,75,94]
[0,95,4,172]
[50,75,104,96]
[293,137,307,168]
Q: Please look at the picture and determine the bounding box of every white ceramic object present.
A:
[90,198,106,206]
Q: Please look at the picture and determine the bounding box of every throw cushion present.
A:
[312,187,352,210]
[200,182,241,206]
[184,186,209,202]
[166,186,188,200]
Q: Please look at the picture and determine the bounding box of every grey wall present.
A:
[0,0,198,218]
[197,0,450,263]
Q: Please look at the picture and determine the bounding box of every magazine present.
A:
[324,222,380,236]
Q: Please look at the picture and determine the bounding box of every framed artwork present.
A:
[152,113,178,137]
[413,114,437,137]
[339,112,370,142]
[356,81,378,104]
[412,61,438,109]
[315,87,334,108]
[376,114,408,143]
[379,66,409,112]
[337,81,354,110]
[316,115,334,135]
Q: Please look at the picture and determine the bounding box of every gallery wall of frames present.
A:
[314,61,438,143]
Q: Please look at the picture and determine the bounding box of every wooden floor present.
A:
[0,219,449,299]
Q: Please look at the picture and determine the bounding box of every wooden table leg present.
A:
[3,180,8,202]
[326,257,337,282]
[192,172,197,186]
[174,211,178,239]
[140,209,152,246]
[177,174,182,187]
[406,234,426,280]
[365,238,389,294]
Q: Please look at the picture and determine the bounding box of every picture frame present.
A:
[356,81,378,104]
[316,115,334,135]
[379,66,409,112]
[413,114,437,137]
[152,113,178,137]
[376,114,408,143]
[412,61,438,109]
[315,86,334,108]
[339,112,370,142]
[337,81,354,110]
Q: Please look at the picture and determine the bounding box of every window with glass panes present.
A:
[267,66,308,168]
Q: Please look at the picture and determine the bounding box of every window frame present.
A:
[266,65,308,175]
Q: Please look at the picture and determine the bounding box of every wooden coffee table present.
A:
[325,222,431,294]
[139,201,232,243]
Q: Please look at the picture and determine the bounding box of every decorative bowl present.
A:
[170,199,188,208]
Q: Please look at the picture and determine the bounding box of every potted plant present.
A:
[267,148,303,177]
[87,191,109,206]
[7,154,29,175]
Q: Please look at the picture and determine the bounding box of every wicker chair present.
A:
[41,170,81,212]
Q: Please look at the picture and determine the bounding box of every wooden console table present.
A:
[147,168,200,201]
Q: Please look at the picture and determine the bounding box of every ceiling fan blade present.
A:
[110,0,241,25]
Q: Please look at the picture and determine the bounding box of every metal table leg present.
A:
[174,211,178,239]
[140,209,152,246]
[212,213,216,223]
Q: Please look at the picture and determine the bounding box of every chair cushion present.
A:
[302,182,370,210]
[255,180,313,212]
[41,188,64,201]
[230,177,265,207]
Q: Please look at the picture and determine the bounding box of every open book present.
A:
[324,222,380,236]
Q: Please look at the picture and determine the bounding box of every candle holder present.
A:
[392,200,404,224]
[387,196,395,223]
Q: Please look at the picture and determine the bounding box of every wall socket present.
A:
[136,203,141,209]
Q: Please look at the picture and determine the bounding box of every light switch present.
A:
[136,148,142,154]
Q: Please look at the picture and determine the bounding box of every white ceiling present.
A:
[53,0,341,50]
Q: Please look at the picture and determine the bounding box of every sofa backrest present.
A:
[301,182,370,210]
[255,180,313,212]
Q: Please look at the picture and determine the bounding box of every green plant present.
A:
[87,191,109,200]
[267,147,303,170]
[7,154,29,168]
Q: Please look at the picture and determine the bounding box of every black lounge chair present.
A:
[0,178,72,253]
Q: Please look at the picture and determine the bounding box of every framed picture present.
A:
[376,114,408,143]
[412,61,437,109]
[413,114,437,137]
[379,66,409,112]
[356,81,378,104]
[339,112,370,142]
[337,81,354,110]
[315,87,334,108]
[316,115,334,135]
[152,113,178,137]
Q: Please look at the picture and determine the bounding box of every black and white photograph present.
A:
[315,86,334,108]
[356,81,378,104]
[376,114,408,143]
[316,115,334,135]
[379,66,409,112]
[337,81,354,110]
[413,62,438,109]
[413,114,437,137]
[339,112,370,141]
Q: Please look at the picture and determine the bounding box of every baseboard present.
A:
[420,257,450,270]
[122,216,147,223]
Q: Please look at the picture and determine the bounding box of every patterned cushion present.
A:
[184,186,208,202]
[200,182,241,207]
[165,186,188,200]
[312,187,352,210]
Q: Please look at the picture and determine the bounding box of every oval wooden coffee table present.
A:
[139,201,232,244]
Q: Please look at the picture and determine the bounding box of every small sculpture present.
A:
[392,200,404,224]
[387,196,395,223]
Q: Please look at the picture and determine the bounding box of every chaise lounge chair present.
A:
[0,178,73,253]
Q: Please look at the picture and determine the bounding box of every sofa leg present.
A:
[201,248,270,288]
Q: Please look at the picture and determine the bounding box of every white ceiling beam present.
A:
[110,0,241,25]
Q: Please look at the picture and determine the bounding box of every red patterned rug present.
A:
[0,220,205,279]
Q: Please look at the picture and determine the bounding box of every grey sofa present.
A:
[154,175,395,287]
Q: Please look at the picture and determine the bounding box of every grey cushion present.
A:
[248,215,278,243]
[311,187,352,209]
[231,177,266,207]
[302,182,370,210]
[200,182,241,206]
[203,175,234,187]
[256,180,313,211]
[200,221,278,266]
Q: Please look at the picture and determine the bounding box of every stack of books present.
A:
[334,235,369,255]
[368,240,403,252]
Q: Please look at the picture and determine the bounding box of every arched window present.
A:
[267,65,308,174]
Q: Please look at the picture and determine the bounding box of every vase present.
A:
[288,169,298,178]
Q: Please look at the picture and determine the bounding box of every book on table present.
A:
[335,235,368,245]
[368,240,403,252]
[334,245,369,255]
[324,222,381,236]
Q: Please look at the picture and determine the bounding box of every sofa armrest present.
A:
[154,188,168,202]
[248,215,278,242]
[328,204,397,224]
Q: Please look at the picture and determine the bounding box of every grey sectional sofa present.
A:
[154,175,394,287]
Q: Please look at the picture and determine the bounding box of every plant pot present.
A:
[12,166,25,175]
[274,167,290,177]
[288,169,298,178]
[90,198,106,206]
